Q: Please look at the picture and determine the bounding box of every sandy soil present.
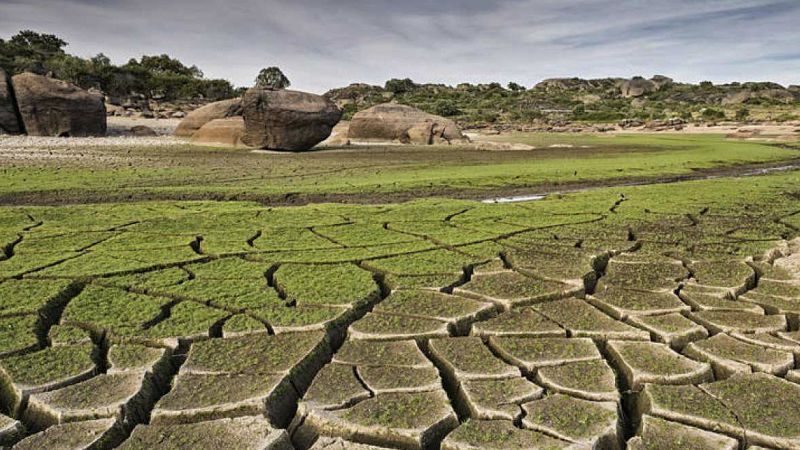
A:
[618,122,800,136]
[107,116,182,136]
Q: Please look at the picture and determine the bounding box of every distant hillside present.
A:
[326,76,800,127]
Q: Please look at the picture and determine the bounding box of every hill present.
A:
[326,76,800,128]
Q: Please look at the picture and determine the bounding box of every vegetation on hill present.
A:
[326,76,800,127]
[0,30,239,102]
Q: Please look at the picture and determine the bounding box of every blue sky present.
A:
[1,0,798,93]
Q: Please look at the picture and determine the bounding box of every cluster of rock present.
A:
[537,75,800,105]
[177,92,468,151]
[104,97,192,120]
[536,75,675,99]
[0,69,106,137]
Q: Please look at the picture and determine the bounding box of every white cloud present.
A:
[0,0,797,92]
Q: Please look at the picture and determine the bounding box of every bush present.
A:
[735,108,750,121]
[433,100,461,117]
[701,108,726,120]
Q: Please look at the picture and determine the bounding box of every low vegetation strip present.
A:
[1,133,799,206]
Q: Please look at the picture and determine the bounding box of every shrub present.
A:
[735,108,750,121]
[433,100,461,117]
[701,108,726,120]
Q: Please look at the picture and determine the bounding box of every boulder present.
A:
[174,98,242,137]
[650,75,674,90]
[0,68,23,134]
[129,125,158,137]
[12,73,106,137]
[319,120,351,147]
[242,88,342,151]
[348,104,468,145]
[620,78,657,98]
[757,89,796,104]
[721,90,751,105]
[105,103,124,116]
[190,117,248,148]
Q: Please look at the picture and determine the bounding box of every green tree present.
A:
[384,78,416,94]
[507,82,526,92]
[255,67,290,90]
[0,30,67,74]
[135,54,203,78]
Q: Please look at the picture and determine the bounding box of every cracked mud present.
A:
[1,181,800,449]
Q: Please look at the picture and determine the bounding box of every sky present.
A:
[1,0,798,93]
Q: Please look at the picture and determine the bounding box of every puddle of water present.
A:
[480,163,800,205]
[481,194,546,204]
[742,165,799,176]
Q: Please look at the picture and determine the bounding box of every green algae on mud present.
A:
[0,160,798,447]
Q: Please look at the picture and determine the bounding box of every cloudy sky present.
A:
[1,0,798,93]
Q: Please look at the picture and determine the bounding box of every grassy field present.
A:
[1,133,798,204]
[1,134,800,448]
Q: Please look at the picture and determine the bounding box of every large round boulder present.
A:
[242,88,342,151]
[348,104,467,145]
[0,68,23,134]
[174,98,242,137]
[190,117,248,148]
[12,73,106,137]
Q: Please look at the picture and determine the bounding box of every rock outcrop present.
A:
[348,104,468,145]
[620,77,657,98]
[174,98,242,137]
[190,117,248,148]
[0,68,23,134]
[242,88,342,151]
[12,73,106,137]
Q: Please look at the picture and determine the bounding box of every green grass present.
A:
[1,134,797,202]
[274,263,379,307]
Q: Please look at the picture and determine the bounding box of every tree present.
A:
[507,82,526,92]
[91,53,111,67]
[0,30,67,74]
[384,78,416,94]
[135,54,203,78]
[8,30,66,57]
[255,67,290,90]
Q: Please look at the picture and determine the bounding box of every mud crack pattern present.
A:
[0,189,799,449]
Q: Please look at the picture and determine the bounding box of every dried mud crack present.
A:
[1,174,800,448]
